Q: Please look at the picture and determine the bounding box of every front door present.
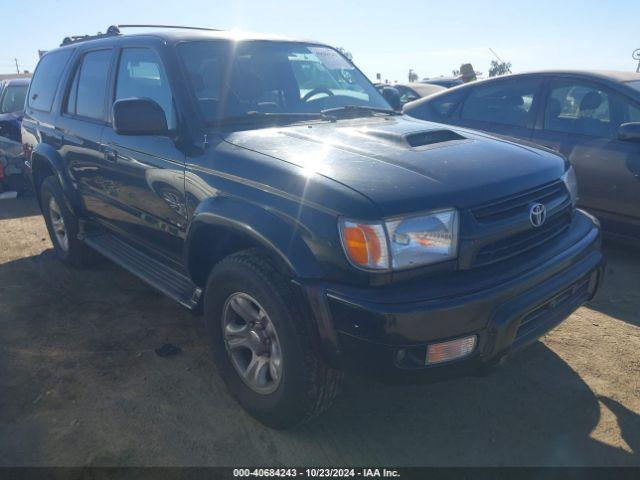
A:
[99,46,186,259]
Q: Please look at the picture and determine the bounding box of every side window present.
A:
[428,89,467,119]
[460,78,541,127]
[115,48,176,129]
[66,50,112,121]
[0,85,28,114]
[28,50,73,112]
[66,67,79,115]
[624,101,640,123]
[397,86,419,105]
[544,80,613,138]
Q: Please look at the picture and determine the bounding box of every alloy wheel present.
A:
[48,197,69,252]
[222,292,283,394]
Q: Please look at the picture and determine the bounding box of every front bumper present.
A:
[303,210,604,382]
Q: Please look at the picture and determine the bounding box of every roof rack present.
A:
[60,24,223,46]
[113,24,223,32]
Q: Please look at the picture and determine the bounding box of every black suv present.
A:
[23,25,604,429]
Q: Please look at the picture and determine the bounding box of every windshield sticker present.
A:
[308,47,353,70]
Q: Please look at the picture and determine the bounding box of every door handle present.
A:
[104,148,117,163]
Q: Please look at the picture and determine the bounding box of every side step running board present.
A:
[83,233,202,310]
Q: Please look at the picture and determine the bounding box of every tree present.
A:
[408,69,419,82]
[452,69,460,76]
[336,47,353,61]
[489,60,512,77]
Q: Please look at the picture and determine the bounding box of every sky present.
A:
[2,0,639,82]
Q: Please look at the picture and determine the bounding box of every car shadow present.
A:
[292,342,639,466]
[0,195,41,220]
[586,241,640,328]
[1,247,637,466]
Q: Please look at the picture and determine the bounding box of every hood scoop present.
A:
[357,127,467,149]
[405,129,466,148]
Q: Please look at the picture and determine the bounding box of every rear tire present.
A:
[204,249,342,429]
[40,176,97,268]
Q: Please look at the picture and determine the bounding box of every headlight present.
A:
[386,209,459,269]
[339,208,459,270]
[562,166,578,206]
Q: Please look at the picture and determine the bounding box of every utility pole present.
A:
[14,58,20,74]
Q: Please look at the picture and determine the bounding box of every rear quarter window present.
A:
[428,89,467,119]
[28,49,73,112]
[405,89,465,121]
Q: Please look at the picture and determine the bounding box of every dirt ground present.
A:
[0,196,638,467]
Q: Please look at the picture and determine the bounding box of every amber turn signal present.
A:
[340,220,389,269]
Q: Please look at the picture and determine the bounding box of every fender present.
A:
[185,195,324,281]
[31,142,81,215]
[186,195,344,367]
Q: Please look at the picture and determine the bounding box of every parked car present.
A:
[393,82,445,105]
[0,78,30,192]
[23,27,603,429]
[0,78,30,141]
[404,70,640,240]
[422,77,463,88]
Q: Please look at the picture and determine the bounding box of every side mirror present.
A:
[113,98,168,136]
[381,87,402,111]
[618,122,640,142]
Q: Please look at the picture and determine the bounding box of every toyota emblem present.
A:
[529,203,547,227]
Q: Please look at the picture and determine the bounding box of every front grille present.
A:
[473,211,572,267]
[471,180,567,222]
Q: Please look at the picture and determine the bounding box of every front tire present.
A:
[204,249,342,429]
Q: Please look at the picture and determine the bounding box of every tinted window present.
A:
[544,80,613,138]
[461,78,540,127]
[115,48,176,129]
[396,86,419,104]
[28,50,73,112]
[0,84,28,113]
[428,88,466,119]
[69,50,112,120]
[626,102,640,123]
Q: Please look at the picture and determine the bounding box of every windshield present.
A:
[177,40,390,124]
[626,80,640,93]
[0,84,28,114]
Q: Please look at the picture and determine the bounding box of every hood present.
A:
[223,115,565,217]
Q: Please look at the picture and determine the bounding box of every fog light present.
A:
[426,335,477,365]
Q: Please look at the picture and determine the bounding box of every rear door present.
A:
[55,48,114,215]
[456,76,543,142]
[99,45,186,259]
[531,77,640,226]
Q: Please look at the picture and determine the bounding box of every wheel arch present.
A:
[185,197,324,287]
[31,144,80,215]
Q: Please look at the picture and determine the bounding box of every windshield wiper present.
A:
[214,111,336,126]
[321,105,400,117]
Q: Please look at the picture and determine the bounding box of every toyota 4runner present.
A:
[22,25,604,429]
